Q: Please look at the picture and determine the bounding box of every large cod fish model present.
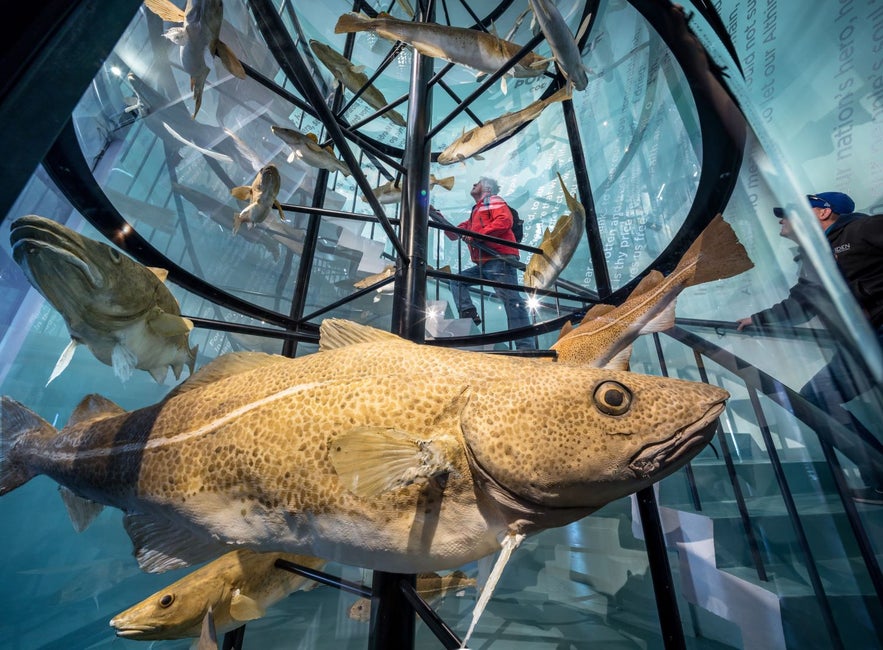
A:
[528,0,592,91]
[523,172,585,290]
[552,214,754,368]
[0,319,727,577]
[437,86,571,165]
[335,12,548,93]
[111,550,326,641]
[8,215,198,384]
[309,39,407,128]
[271,125,352,177]
[230,164,286,235]
[144,0,247,119]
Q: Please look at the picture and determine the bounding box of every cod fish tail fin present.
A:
[677,213,754,288]
[334,12,374,34]
[0,396,55,495]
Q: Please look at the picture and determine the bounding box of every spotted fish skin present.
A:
[0,320,727,575]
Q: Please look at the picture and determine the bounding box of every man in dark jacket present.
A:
[738,192,883,503]
[446,177,536,350]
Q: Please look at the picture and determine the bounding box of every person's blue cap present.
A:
[807,192,854,214]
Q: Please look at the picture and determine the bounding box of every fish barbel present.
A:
[523,172,585,290]
[528,0,592,91]
[309,39,407,127]
[437,86,571,165]
[0,319,727,575]
[230,164,286,235]
[552,214,753,368]
[270,125,352,177]
[8,215,198,384]
[347,570,476,622]
[110,550,326,640]
[334,12,548,82]
[144,0,247,119]
[364,174,455,204]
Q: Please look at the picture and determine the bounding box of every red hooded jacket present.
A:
[455,193,519,263]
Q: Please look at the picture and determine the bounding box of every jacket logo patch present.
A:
[834,244,850,254]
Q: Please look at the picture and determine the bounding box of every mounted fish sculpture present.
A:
[347,570,477,622]
[523,172,585,290]
[528,0,592,91]
[8,215,198,384]
[437,86,571,165]
[271,125,352,177]
[364,174,455,204]
[110,550,326,641]
[552,214,753,368]
[309,39,407,127]
[144,0,247,119]
[334,12,548,94]
[0,317,727,575]
[229,164,286,235]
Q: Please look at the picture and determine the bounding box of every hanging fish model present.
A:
[270,126,352,177]
[523,172,585,290]
[309,39,407,127]
[437,86,571,165]
[144,0,247,118]
[528,0,592,91]
[552,214,754,369]
[334,12,548,93]
[110,550,326,641]
[0,318,727,580]
[364,174,455,204]
[230,164,286,235]
[8,215,198,384]
[347,570,477,622]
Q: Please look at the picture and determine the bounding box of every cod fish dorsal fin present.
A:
[166,351,288,399]
[631,270,665,296]
[58,486,104,532]
[319,319,404,351]
[579,303,616,325]
[69,394,126,426]
[125,512,226,574]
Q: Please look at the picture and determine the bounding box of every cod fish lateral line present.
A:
[0,318,728,584]
[552,213,754,368]
[9,215,198,384]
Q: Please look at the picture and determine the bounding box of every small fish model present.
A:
[0,318,727,582]
[144,0,247,118]
[552,214,753,368]
[230,164,286,235]
[347,570,476,622]
[334,12,548,93]
[528,0,592,91]
[523,172,585,290]
[309,39,407,127]
[110,550,326,641]
[9,215,198,383]
[271,125,352,177]
[437,87,571,165]
[364,174,455,204]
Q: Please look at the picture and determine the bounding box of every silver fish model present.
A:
[528,0,592,91]
[309,39,407,127]
[230,164,286,235]
[8,215,198,384]
[144,0,247,118]
[270,125,352,177]
[523,172,585,290]
[0,318,727,577]
[363,174,455,204]
[437,86,571,165]
[334,12,548,93]
[552,213,753,368]
[110,550,326,640]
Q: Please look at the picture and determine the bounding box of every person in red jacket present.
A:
[445,177,536,350]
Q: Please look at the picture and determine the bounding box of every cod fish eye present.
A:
[159,593,175,608]
[593,381,632,416]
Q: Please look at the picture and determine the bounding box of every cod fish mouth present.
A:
[628,400,726,479]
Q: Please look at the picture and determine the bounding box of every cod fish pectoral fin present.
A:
[329,427,457,498]
[229,589,266,621]
[46,339,79,386]
[124,512,226,574]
